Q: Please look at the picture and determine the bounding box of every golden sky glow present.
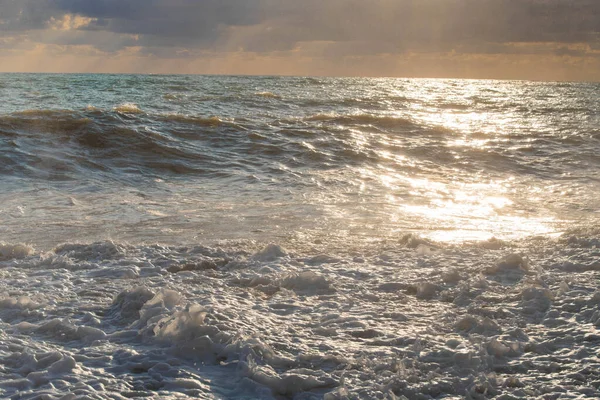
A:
[1,0,600,80]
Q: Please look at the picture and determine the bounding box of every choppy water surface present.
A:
[0,74,599,399]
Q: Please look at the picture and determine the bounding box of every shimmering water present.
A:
[0,74,599,399]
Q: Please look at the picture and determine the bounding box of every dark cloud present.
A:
[0,0,58,31]
[0,0,599,57]
[56,0,264,41]
[55,0,148,19]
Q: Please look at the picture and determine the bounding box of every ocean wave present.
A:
[165,84,190,92]
[305,112,415,128]
[0,107,338,182]
[255,91,281,99]
[298,96,389,110]
[426,101,472,111]
[0,109,219,179]
[0,74,599,268]
[163,93,182,101]
[158,113,223,126]
[0,110,92,136]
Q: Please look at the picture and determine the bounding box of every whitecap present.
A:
[113,102,143,114]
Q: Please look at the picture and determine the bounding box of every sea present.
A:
[0,73,599,399]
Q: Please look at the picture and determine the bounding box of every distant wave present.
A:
[163,93,182,101]
[165,84,190,92]
[255,91,282,99]
[159,114,223,126]
[299,113,457,140]
[305,113,416,128]
[0,109,91,136]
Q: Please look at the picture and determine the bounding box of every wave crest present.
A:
[113,103,143,114]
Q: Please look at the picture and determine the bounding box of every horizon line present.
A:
[0,71,597,84]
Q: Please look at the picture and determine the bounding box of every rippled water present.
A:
[0,74,599,399]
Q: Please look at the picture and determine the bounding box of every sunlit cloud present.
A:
[48,13,96,31]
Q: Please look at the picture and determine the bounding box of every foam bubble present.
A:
[109,286,155,322]
[252,244,288,262]
[34,319,106,343]
[455,316,501,335]
[280,271,333,294]
[0,296,39,310]
[47,355,77,374]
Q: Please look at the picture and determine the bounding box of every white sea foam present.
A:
[0,236,596,398]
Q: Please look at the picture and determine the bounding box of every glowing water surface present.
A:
[0,76,597,249]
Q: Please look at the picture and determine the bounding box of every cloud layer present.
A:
[1,0,599,80]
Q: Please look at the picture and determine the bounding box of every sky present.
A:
[1,0,600,81]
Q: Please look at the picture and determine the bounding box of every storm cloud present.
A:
[1,0,599,79]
